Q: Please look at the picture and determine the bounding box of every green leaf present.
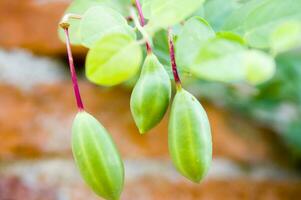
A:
[223,0,301,48]
[190,38,275,84]
[152,30,170,66]
[244,0,301,48]
[176,17,215,70]
[58,0,102,45]
[58,0,132,45]
[80,6,135,48]
[216,31,245,45]
[244,50,276,85]
[151,30,178,79]
[191,38,246,83]
[222,0,268,33]
[86,33,143,86]
[146,0,205,32]
[270,21,301,55]
[151,30,188,80]
[105,0,132,16]
[193,5,205,19]
[141,0,152,19]
[203,0,241,31]
[75,0,131,15]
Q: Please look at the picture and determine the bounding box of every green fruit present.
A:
[130,53,171,134]
[168,89,212,183]
[72,111,124,200]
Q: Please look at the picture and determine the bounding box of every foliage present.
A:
[85,33,142,86]
[188,51,301,157]
[59,0,301,85]
[59,1,301,198]
[59,0,301,156]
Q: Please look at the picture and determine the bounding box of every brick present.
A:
[2,176,299,200]
[0,83,289,164]
[0,159,300,200]
[0,0,85,55]
[124,178,301,200]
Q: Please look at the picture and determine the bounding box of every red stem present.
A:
[168,27,182,89]
[134,0,152,53]
[63,28,85,111]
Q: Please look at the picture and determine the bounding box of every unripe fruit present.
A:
[130,53,171,134]
[168,89,212,183]
[72,111,124,200]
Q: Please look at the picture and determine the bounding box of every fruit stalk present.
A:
[168,27,182,89]
[62,26,85,111]
[134,0,152,53]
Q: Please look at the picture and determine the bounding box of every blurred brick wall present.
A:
[0,0,85,55]
[0,49,300,199]
[0,0,301,199]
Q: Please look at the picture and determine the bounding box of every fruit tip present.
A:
[187,176,202,184]
[138,128,147,134]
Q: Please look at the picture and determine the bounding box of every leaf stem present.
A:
[134,0,152,54]
[168,27,182,89]
[59,13,82,29]
[62,27,85,111]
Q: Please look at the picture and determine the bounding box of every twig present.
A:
[168,27,182,89]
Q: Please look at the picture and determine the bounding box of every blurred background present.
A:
[0,0,301,199]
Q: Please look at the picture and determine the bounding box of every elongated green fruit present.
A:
[130,53,171,134]
[72,111,124,200]
[168,89,212,183]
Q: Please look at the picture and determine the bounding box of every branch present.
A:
[130,7,152,54]
[59,13,82,29]
[133,0,152,53]
[168,27,182,89]
[60,23,85,111]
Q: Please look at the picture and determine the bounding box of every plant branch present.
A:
[168,27,182,89]
[59,13,82,29]
[60,25,85,111]
[134,0,145,26]
[133,0,152,53]
[130,8,149,43]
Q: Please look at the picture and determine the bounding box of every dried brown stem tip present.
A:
[59,13,82,29]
